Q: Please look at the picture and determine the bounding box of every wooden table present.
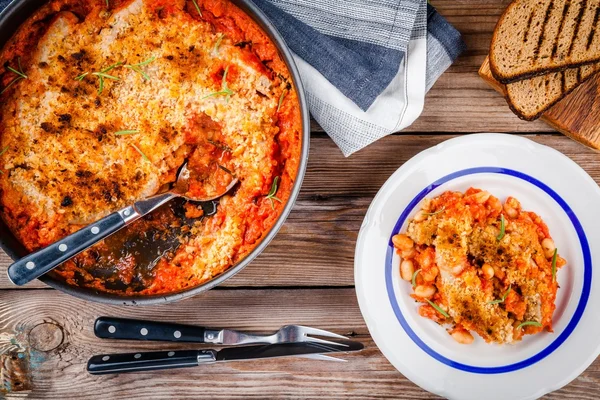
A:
[2,1,600,398]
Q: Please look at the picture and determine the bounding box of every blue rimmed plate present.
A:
[354,133,600,400]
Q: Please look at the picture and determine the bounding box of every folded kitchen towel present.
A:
[254,0,466,156]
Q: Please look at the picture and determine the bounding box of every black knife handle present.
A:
[87,350,216,375]
[94,317,206,343]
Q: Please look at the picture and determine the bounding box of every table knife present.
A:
[87,340,363,375]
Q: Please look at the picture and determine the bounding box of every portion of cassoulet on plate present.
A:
[392,188,566,344]
[0,0,302,294]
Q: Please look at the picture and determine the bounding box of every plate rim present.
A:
[354,133,600,399]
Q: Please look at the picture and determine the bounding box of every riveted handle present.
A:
[7,207,137,286]
[94,317,207,343]
[87,350,216,375]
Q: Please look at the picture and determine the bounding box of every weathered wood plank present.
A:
[2,134,600,290]
[0,288,599,399]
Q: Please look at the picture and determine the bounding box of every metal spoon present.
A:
[7,162,239,286]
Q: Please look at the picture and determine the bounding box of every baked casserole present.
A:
[0,0,302,294]
[392,188,566,344]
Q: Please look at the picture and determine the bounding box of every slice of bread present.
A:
[506,62,600,120]
[490,0,600,83]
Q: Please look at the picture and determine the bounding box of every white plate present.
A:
[355,134,600,400]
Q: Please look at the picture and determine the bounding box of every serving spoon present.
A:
[7,163,239,286]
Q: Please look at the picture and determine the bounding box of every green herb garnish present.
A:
[214,34,225,53]
[125,57,155,81]
[552,248,558,282]
[191,0,202,17]
[0,146,7,175]
[277,89,287,112]
[202,65,234,100]
[265,176,282,210]
[106,0,109,7]
[425,299,450,318]
[517,321,542,329]
[423,207,445,216]
[411,269,421,288]
[77,62,123,94]
[1,57,27,95]
[218,164,234,176]
[207,139,232,152]
[131,144,150,162]
[497,214,506,241]
[488,284,511,305]
[115,130,139,136]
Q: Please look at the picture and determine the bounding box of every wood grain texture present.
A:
[480,58,600,150]
[2,134,600,291]
[2,1,600,398]
[1,288,600,400]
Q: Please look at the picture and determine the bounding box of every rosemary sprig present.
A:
[517,320,542,329]
[411,269,421,288]
[76,62,123,94]
[488,284,511,305]
[125,57,156,81]
[214,33,225,54]
[207,139,232,152]
[277,89,287,112]
[202,65,234,100]
[425,299,450,318]
[192,0,202,17]
[423,207,445,216]
[266,176,282,210]
[115,130,139,136]
[497,214,506,241]
[0,146,8,175]
[131,144,150,162]
[1,57,27,95]
[218,164,234,176]
[552,248,558,282]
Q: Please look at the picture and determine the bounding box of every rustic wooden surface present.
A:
[2,0,600,398]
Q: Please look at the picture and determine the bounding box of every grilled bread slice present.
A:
[491,0,600,83]
[506,62,600,120]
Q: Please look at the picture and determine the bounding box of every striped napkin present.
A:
[254,0,466,156]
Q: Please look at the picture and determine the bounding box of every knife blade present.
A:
[87,340,363,375]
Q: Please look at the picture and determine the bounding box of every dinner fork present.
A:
[94,317,349,348]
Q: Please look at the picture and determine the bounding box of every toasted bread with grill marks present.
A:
[491,0,600,83]
[506,62,600,120]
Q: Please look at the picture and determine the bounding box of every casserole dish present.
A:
[0,0,310,305]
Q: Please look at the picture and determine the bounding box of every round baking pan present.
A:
[0,0,310,305]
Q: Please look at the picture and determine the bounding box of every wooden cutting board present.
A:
[479,57,600,150]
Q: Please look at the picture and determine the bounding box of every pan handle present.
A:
[87,350,216,375]
[95,317,208,343]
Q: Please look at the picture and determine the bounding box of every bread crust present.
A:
[490,0,600,84]
[506,68,600,120]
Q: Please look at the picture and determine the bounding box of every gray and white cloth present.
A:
[254,0,466,156]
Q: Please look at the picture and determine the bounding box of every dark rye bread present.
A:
[506,62,600,120]
[490,0,600,84]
